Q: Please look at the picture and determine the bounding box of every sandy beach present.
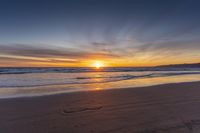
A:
[1,81,200,133]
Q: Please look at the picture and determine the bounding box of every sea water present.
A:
[0,67,200,98]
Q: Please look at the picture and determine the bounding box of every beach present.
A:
[1,0,200,132]
[1,81,200,133]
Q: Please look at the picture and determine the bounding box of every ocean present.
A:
[0,67,200,98]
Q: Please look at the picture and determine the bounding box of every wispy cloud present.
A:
[0,44,120,61]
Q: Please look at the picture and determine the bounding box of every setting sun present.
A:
[92,61,105,69]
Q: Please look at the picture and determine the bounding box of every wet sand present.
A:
[1,81,200,133]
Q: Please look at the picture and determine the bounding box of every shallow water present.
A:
[0,68,200,98]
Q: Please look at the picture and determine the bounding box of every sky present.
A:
[0,0,200,67]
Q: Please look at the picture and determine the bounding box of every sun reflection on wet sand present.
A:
[85,74,200,92]
[94,87,102,91]
[1,73,200,98]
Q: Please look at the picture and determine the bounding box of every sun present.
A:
[92,61,105,69]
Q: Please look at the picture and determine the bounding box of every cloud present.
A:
[136,40,200,52]
[0,44,120,61]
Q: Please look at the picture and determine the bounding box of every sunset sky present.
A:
[0,0,200,67]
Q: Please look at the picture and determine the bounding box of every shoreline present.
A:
[1,80,200,100]
[1,81,200,132]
